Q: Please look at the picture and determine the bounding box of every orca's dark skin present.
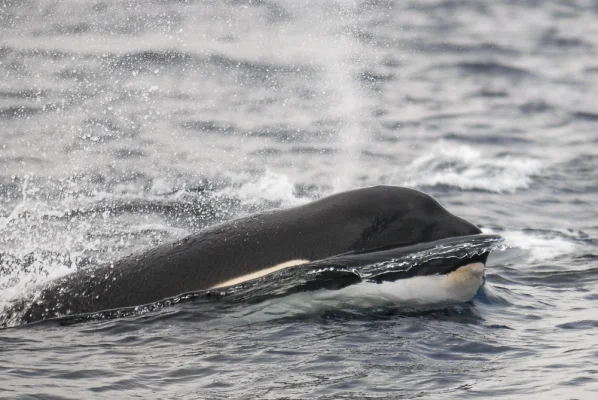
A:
[19,186,483,324]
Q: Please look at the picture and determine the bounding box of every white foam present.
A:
[223,170,308,207]
[487,229,578,262]
[402,142,541,193]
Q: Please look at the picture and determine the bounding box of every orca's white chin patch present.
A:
[214,262,487,324]
[212,260,485,309]
[446,262,485,297]
[313,262,486,307]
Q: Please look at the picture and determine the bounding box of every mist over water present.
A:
[1,0,598,398]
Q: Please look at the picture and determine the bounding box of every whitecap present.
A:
[402,142,541,193]
[482,227,582,262]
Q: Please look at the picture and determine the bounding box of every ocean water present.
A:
[1,0,597,398]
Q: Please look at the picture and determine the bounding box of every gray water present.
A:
[1,0,598,398]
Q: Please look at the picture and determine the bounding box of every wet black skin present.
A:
[18,185,482,323]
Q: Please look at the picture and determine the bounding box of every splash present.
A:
[219,170,307,208]
[0,176,81,315]
[0,177,235,324]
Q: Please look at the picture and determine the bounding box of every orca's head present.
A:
[348,186,482,252]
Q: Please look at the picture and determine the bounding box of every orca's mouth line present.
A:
[365,252,490,283]
[308,233,503,277]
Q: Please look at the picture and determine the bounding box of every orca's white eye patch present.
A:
[212,259,310,289]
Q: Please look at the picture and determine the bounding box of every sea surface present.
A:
[1,0,597,398]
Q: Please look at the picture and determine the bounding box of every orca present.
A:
[11,186,495,325]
